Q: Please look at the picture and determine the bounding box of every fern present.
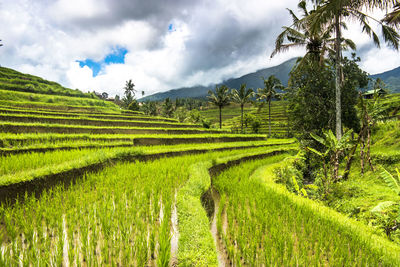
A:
[380,168,400,195]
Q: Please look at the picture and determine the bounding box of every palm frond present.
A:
[381,24,400,50]
[380,167,400,195]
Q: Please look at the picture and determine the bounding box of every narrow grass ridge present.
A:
[176,145,297,266]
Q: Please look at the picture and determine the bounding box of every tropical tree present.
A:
[122,79,136,108]
[207,85,231,129]
[271,1,356,66]
[309,0,399,140]
[256,76,283,137]
[358,87,385,175]
[124,79,136,98]
[383,3,400,27]
[308,129,353,184]
[162,97,174,118]
[231,84,254,133]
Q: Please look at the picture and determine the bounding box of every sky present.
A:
[0,0,399,97]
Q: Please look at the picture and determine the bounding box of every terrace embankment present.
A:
[201,150,291,266]
[0,143,292,205]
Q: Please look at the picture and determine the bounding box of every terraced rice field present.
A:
[0,96,399,266]
[202,101,290,136]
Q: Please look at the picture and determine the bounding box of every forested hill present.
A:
[141,58,400,102]
[139,58,298,101]
[370,66,400,93]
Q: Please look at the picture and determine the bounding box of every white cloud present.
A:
[0,0,399,98]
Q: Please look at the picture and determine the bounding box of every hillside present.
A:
[0,66,121,113]
[139,58,297,101]
[370,66,400,93]
[142,58,400,101]
[0,66,96,98]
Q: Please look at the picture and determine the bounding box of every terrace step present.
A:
[0,122,228,135]
[0,114,198,129]
[0,107,178,122]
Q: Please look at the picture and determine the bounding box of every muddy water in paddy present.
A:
[202,187,230,267]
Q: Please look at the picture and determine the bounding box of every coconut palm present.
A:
[271,1,356,66]
[309,0,399,140]
[207,85,231,129]
[231,84,254,133]
[383,3,400,27]
[256,76,284,138]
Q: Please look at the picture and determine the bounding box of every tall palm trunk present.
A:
[360,133,365,175]
[335,14,342,140]
[367,127,374,172]
[219,106,222,129]
[268,100,272,138]
[240,104,244,133]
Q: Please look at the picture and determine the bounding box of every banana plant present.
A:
[308,129,354,181]
[370,168,400,239]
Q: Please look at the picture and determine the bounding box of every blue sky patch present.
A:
[77,47,128,77]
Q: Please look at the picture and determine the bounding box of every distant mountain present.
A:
[370,66,400,93]
[139,58,298,101]
[140,58,400,101]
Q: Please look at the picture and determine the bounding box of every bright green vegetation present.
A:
[0,121,227,135]
[0,106,176,122]
[0,90,119,111]
[0,113,200,128]
[0,140,290,186]
[0,58,399,266]
[213,156,400,266]
[201,101,289,136]
[0,133,272,148]
[200,104,255,124]
[0,146,280,265]
[0,66,94,98]
[381,93,400,119]
[320,120,400,239]
[177,145,296,266]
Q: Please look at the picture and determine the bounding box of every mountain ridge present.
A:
[140,58,400,102]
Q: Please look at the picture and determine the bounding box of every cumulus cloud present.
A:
[0,0,399,97]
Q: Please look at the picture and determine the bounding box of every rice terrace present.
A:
[1,0,400,266]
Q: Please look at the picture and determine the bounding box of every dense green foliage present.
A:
[213,157,400,266]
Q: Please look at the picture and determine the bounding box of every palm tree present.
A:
[271,1,356,66]
[309,0,399,140]
[124,79,136,98]
[231,84,254,133]
[383,3,400,27]
[207,85,231,129]
[256,76,283,138]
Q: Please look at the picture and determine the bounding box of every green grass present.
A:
[0,106,177,122]
[177,145,296,266]
[0,133,274,148]
[0,89,118,110]
[213,156,400,266]
[0,66,95,98]
[0,140,292,186]
[0,146,286,265]
[0,113,200,129]
[0,121,227,135]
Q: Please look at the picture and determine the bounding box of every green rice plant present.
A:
[0,112,199,129]
[0,145,286,265]
[212,157,400,266]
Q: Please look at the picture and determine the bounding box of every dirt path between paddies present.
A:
[170,190,179,266]
[209,187,230,267]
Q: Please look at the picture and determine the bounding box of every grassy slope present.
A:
[324,120,400,240]
[0,66,94,98]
